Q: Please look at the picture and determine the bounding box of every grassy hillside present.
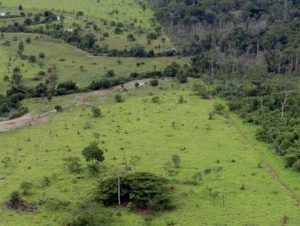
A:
[0,33,188,94]
[1,80,300,225]
[0,0,173,51]
[1,1,300,226]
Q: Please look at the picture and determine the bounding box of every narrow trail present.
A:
[230,117,300,206]
[0,79,150,133]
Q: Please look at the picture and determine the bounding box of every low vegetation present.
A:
[1,0,300,225]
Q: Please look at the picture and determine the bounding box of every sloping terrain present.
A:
[1,1,300,226]
[0,80,300,225]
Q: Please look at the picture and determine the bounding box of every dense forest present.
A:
[149,0,300,74]
[148,0,300,171]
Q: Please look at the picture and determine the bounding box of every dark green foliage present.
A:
[115,94,125,103]
[164,62,180,77]
[63,157,82,174]
[212,74,300,171]
[82,142,104,164]
[176,74,187,83]
[91,106,102,118]
[38,52,45,58]
[41,176,51,187]
[214,103,226,115]
[193,83,213,99]
[9,106,28,119]
[150,79,159,87]
[171,155,181,168]
[89,79,112,90]
[178,96,185,104]
[6,191,35,211]
[17,41,24,55]
[20,182,33,196]
[151,96,160,103]
[105,70,116,78]
[96,172,174,211]
[28,55,36,63]
[150,0,300,74]
[7,191,23,209]
[56,81,78,95]
[67,205,113,226]
[147,32,159,40]
[54,105,63,112]
[127,33,136,41]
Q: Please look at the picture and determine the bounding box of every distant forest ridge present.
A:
[148,0,300,75]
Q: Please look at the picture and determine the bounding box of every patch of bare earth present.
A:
[0,113,48,133]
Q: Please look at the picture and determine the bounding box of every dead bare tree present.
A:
[280,90,294,120]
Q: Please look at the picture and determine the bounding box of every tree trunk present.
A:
[284,0,288,20]
[295,54,299,73]
[281,93,288,120]
[117,174,121,206]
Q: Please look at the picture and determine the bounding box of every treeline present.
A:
[195,72,300,172]
[0,62,188,118]
[149,0,300,74]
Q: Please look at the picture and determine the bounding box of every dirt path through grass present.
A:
[0,113,48,133]
[0,79,150,133]
[230,117,300,206]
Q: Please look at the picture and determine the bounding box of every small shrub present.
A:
[20,182,33,195]
[6,191,23,209]
[178,96,185,104]
[91,106,102,118]
[39,52,45,58]
[41,176,51,187]
[177,74,187,83]
[115,94,125,103]
[6,191,36,211]
[63,157,82,174]
[28,55,37,63]
[214,103,225,113]
[151,96,160,103]
[54,105,63,112]
[171,155,181,168]
[150,79,159,87]
[87,163,100,176]
[105,70,115,78]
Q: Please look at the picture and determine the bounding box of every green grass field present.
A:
[1,1,300,226]
[1,80,300,226]
[0,33,188,94]
[0,0,173,51]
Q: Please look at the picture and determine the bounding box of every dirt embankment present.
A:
[0,113,48,133]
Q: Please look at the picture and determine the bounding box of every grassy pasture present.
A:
[0,33,188,94]
[0,41,42,93]
[0,80,300,225]
[0,0,174,51]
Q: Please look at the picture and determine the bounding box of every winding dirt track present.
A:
[0,79,150,133]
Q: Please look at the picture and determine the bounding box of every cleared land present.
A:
[0,0,174,51]
[1,1,300,226]
[0,33,188,94]
[1,80,300,225]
